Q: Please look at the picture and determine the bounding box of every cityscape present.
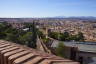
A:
[0,0,96,64]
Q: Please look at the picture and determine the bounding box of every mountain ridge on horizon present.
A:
[0,16,96,22]
[0,16,96,18]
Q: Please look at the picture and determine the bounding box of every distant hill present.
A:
[0,16,96,22]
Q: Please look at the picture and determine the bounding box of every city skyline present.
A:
[0,0,96,18]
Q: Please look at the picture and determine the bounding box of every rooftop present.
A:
[51,40,96,53]
[0,40,79,64]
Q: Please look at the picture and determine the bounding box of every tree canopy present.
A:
[48,31,85,41]
[0,22,38,48]
[56,42,66,58]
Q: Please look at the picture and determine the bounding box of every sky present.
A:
[0,0,96,18]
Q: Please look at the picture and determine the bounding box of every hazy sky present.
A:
[0,0,96,18]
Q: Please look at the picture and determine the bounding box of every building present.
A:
[51,40,96,64]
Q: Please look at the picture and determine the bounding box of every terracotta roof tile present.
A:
[23,56,44,64]
[13,53,36,64]
[0,40,79,64]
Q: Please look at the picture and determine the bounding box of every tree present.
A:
[0,22,8,32]
[0,22,39,49]
[64,32,70,41]
[56,42,66,58]
[37,30,45,38]
[0,32,6,39]
[77,32,84,41]
[28,22,37,48]
[64,32,69,37]
[59,33,66,41]
[0,22,12,32]
[68,35,78,41]
[59,32,70,41]
[5,27,18,34]
[48,32,60,40]
[19,32,32,45]
[5,33,18,43]
[42,38,50,43]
